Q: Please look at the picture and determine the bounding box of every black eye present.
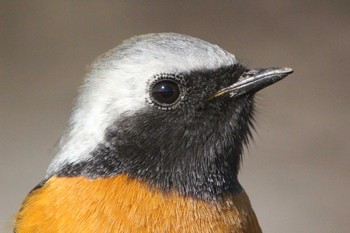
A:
[151,80,180,105]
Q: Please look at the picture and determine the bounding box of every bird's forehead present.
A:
[82,33,238,108]
[92,33,237,77]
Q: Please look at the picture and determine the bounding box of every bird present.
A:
[14,33,293,233]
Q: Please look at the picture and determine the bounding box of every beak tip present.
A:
[281,67,294,75]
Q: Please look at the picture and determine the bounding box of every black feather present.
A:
[57,64,256,201]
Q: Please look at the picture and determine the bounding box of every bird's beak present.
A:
[209,67,293,100]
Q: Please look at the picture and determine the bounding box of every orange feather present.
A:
[15,175,261,233]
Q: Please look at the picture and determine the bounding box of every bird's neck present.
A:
[55,144,244,200]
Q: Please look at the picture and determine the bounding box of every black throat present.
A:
[56,66,256,200]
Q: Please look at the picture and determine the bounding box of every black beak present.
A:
[209,67,293,99]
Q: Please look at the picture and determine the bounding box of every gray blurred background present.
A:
[1,1,349,232]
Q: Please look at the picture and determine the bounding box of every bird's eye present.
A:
[151,80,180,105]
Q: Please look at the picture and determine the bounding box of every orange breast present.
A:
[15,175,261,233]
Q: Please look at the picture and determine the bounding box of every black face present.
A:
[57,64,256,200]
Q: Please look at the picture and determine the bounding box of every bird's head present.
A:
[47,33,292,199]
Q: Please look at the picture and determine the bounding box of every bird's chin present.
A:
[224,92,255,109]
